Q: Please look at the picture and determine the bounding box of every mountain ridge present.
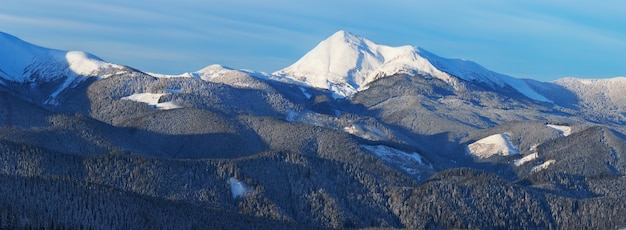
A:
[2,30,622,106]
[0,32,120,81]
[1,30,626,229]
[0,31,130,105]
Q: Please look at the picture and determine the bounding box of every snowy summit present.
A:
[0,32,120,83]
[274,30,551,102]
[0,32,127,104]
[274,30,450,98]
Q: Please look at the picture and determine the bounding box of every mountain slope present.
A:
[150,64,272,91]
[0,32,129,104]
[2,31,626,229]
[0,32,124,82]
[554,77,626,110]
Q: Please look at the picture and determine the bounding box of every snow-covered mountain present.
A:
[0,32,124,82]
[273,30,452,97]
[274,30,550,102]
[1,31,626,229]
[0,32,127,104]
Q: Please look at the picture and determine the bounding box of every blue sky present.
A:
[1,0,624,81]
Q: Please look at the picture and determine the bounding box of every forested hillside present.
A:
[1,31,625,229]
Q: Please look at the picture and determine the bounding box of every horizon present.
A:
[2,1,625,81]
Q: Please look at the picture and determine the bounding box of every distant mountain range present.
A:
[0,30,625,229]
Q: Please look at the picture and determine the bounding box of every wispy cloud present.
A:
[1,0,625,79]
[0,13,125,34]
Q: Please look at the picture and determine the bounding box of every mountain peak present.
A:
[328,30,352,40]
[197,64,233,73]
[273,30,552,102]
[326,30,366,47]
[274,30,452,98]
[0,31,129,105]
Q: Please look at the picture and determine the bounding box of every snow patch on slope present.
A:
[531,160,556,173]
[343,124,387,141]
[514,153,538,166]
[361,145,428,177]
[64,51,115,76]
[228,178,251,199]
[121,93,181,110]
[467,133,519,158]
[547,124,572,136]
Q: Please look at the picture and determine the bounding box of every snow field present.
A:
[547,124,572,136]
[531,160,556,173]
[514,153,538,167]
[467,133,519,159]
[121,93,181,110]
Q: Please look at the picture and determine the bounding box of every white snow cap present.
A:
[64,51,113,76]
[0,32,118,83]
[274,30,551,102]
[0,32,126,104]
[274,30,450,98]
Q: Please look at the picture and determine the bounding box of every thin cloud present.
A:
[1,0,624,79]
[0,13,123,33]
